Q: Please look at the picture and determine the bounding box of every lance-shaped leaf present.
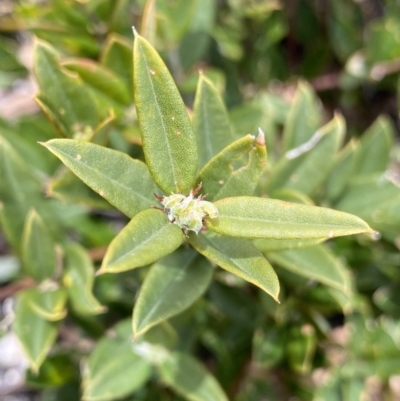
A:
[202,131,266,201]
[207,197,373,240]
[158,351,228,401]
[62,58,131,106]
[101,34,133,97]
[41,139,158,218]
[0,136,60,250]
[189,233,279,301]
[63,243,105,315]
[23,287,67,321]
[267,114,345,196]
[267,244,352,294]
[14,290,58,373]
[82,320,152,401]
[133,31,198,194]
[352,116,394,177]
[325,140,356,201]
[22,209,57,281]
[193,75,234,169]
[133,248,213,337]
[34,40,99,137]
[99,209,183,274]
[282,81,322,152]
[334,174,400,228]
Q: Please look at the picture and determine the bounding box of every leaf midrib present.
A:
[138,40,178,191]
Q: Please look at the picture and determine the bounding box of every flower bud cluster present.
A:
[160,187,218,235]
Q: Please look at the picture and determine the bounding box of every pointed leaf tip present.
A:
[132,26,138,36]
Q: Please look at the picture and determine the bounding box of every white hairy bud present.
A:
[160,185,218,235]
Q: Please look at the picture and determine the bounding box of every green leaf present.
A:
[24,287,67,321]
[41,139,158,218]
[207,197,373,240]
[254,238,325,253]
[0,136,60,250]
[141,0,157,44]
[352,116,394,177]
[82,320,152,401]
[34,40,100,137]
[133,32,198,194]
[100,34,133,98]
[267,244,352,293]
[267,114,345,196]
[62,58,131,106]
[99,209,183,274]
[158,352,228,401]
[63,243,105,315]
[282,81,322,152]
[192,75,234,169]
[47,168,112,210]
[325,140,356,201]
[189,233,280,301]
[133,248,213,337]
[22,209,57,281]
[14,290,58,373]
[198,133,266,201]
[334,174,400,230]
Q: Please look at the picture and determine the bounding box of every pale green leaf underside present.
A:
[134,33,198,194]
[207,197,373,240]
[158,352,228,401]
[100,209,183,274]
[63,243,105,315]
[83,320,152,401]
[267,244,351,293]
[133,248,213,337]
[189,233,280,301]
[41,139,158,218]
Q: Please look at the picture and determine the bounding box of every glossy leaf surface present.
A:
[41,139,158,218]
[83,320,152,401]
[207,197,373,240]
[193,75,234,169]
[190,233,280,301]
[133,32,198,194]
[63,243,105,315]
[133,248,213,336]
[158,352,228,401]
[99,209,183,274]
[22,209,57,281]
